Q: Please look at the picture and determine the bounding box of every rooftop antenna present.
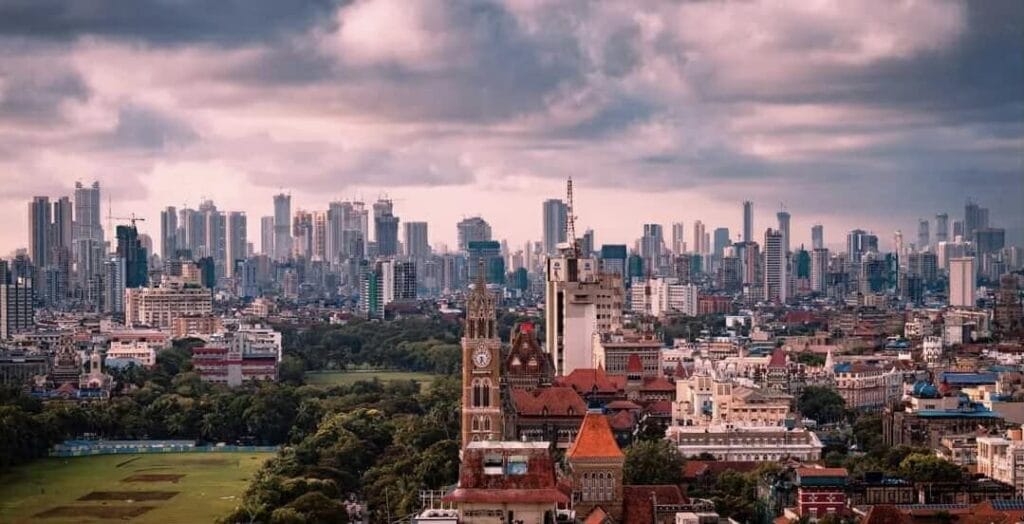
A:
[566,177,580,258]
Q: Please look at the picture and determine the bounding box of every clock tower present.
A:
[461,269,503,449]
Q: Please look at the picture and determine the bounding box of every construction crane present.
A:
[110,213,147,230]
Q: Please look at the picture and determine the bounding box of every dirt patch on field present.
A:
[35,505,156,519]
[148,458,235,467]
[122,474,185,483]
[115,456,142,468]
[79,491,179,501]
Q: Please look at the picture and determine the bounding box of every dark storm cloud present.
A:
[0,0,343,46]
[107,104,198,150]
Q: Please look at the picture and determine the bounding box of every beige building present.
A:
[667,424,823,462]
[977,427,1024,495]
[124,276,213,329]
[106,329,170,367]
[831,362,902,410]
[592,329,661,376]
[674,372,792,428]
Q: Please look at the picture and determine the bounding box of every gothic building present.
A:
[461,271,504,448]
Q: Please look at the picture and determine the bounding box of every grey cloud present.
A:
[0,60,89,123]
[0,0,343,46]
[107,104,198,150]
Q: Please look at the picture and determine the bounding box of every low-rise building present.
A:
[666,424,823,462]
[883,382,1005,448]
[106,329,169,367]
[832,362,902,411]
[977,427,1024,495]
[191,345,277,386]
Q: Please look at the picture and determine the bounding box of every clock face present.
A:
[473,348,491,368]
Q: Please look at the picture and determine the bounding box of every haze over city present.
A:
[1,1,1022,252]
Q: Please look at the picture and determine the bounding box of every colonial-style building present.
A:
[568,412,626,522]
[461,275,504,447]
[504,322,553,390]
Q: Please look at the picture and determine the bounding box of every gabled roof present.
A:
[768,348,787,368]
[568,413,624,460]
[511,386,587,417]
[674,360,689,379]
[606,410,635,431]
[582,506,611,524]
[641,376,675,392]
[626,354,643,374]
[556,368,624,394]
[622,485,685,524]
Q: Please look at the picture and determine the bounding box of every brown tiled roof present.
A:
[768,348,787,368]
[582,506,610,524]
[622,485,685,524]
[644,400,673,416]
[605,400,642,411]
[607,410,635,430]
[641,376,675,392]
[682,460,760,479]
[511,387,587,416]
[568,413,624,460]
[556,368,624,394]
[862,505,911,524]
[442,488,568,504]
[796,467,848,477]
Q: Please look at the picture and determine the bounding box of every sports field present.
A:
[304,369,437,389]
[0,452,273,523]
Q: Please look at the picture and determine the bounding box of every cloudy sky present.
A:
[1,0,1021,255]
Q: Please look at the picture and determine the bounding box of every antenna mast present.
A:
[566,177,580,258]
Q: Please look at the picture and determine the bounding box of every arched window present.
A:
[482,417,491,432]
[472,417,480,431]
[480,379,491,407]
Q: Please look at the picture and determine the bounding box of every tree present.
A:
[623,440,685,485]
[897,454,964,483]
[797,386,846,424]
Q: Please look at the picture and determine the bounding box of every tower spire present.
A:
[566,177,580,258]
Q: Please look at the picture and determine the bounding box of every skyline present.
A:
[1,0,1022,252]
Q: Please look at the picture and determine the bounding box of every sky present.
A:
[1,0,1022,256]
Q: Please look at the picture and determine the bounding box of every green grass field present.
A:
[304,370,437,389]
[0,452,273,524]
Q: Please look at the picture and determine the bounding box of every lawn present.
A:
[0,452,273,523]
[304,369,437,389]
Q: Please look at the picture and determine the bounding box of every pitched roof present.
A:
[796,467,849,477]
[442,488,568,504]
[768,348,787,368]
[568,413,624,460]
[605,400,642,411]
[641,376,675,392]
[622,485,685,524]
[582,506,610,524]
[511,386,587,417]
[674,360,689,379]
[862,505,911,524]
[556,368,624,394]
[626,354,643,374]
[683,460,760,479]
[607,410,635,431]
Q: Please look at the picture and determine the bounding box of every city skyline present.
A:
[1,1,1022,252]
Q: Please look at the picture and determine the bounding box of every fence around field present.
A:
[50,439,280,457]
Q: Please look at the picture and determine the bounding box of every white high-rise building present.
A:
[74,181,105,288]
[811,248,829,293]
[545,254,604,376]
[542,200,567,256]
[949,257,976,308]
[273,193,292,261]
[672,222,686,255]
[260,216,274,257]
[764,229,786,303]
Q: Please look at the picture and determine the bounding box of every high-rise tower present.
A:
[742,201,754,243]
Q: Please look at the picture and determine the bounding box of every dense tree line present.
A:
[279,317,462,373]
[220,377,461,524]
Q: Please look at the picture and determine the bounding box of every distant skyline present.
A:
[1,1,1022,254]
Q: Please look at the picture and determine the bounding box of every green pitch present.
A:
[304,369,437,389]
[0,452,273,523]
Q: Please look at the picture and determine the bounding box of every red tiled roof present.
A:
[511,387,587,417]
[862,505,911,524]
[626,354,643,373]
[622,485,685,524]
[796,467,848,477]
[683,460,760,479]
[641,376,675,392]
[556,368,623,394]
[674,360,689,379]
[442,488,568,504]
[605,400,642,411]
[582,506,610,524]
[768,348,787,368]
[607,410,635,430]
[568,413,624,460]
[644,400,673,416]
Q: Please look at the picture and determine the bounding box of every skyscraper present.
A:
[74,181,104,289]
[161,206,178,260]
[273,193,292,261]
[776,211,791,256]
[116,224,148,288]
[713,228,731,257]
[742,201,754,243]
[948,257,976,307]
[811,248,829,293]
[457,217,492,252]
[640,224,664,274]
[51,197,73,260]
[226,211,247,276]
[811,224,824,250]
[403,221,430,258]
[763,228,786,303]
[935,213,949,243]
[28,196,51,267]
[373,199,399,257]
[692,221,706,254]
[964,200,989,242]
[260,216,275,256]
[671,222,686,255]
[542,199,568,256]
[917,219,930,251]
